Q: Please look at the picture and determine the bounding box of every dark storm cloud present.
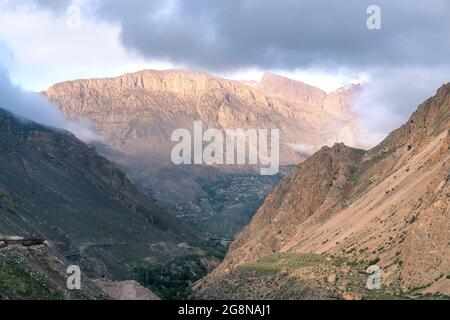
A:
[94,0,450,71]
[22,0,450,72]
[84,0,449,142]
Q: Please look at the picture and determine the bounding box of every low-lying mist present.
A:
[0,68,98,142]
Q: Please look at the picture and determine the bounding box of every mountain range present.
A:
[1,70,448,300]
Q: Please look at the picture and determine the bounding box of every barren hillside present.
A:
[195,83,450,299]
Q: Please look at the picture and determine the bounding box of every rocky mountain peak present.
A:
[260,72,327,105]
[223,142,365,265]
[367,82,450,160]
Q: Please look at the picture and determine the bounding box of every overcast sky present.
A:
[0,0,449,143]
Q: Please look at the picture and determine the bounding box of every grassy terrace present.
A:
[242,253,327,275]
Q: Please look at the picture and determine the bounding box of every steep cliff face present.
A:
[44,70,362,166]
[226,143,365,264]
[43,70,363,237]
[0,107,204,279]
[196,84,450,299]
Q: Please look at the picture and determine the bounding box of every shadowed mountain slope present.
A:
[0,107,204,279]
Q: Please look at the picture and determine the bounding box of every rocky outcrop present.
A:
[0,237,45,247]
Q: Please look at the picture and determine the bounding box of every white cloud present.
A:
[354,66,450,142]
[0,2,173,91]
[221,67,367,92]
[272,68,369,93]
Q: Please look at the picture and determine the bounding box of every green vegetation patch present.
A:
[0,258,63,300]
[189,243,227,260]
[243,253,326,275]
[134,254,210,300]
